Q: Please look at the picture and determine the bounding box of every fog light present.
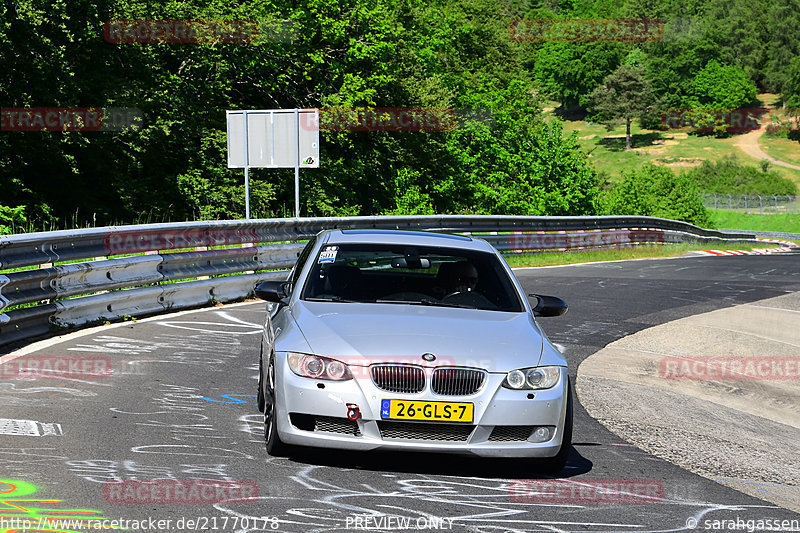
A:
[530,426,553,443]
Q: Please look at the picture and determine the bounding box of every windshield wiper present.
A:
[304,296,367,303]
[420,299,478,309]
[374,298,429,305]
[374,298,477,309]
[308,296,478,309]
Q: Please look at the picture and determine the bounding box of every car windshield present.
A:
[300,243,525,312]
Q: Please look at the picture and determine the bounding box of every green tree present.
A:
[640,38,721,113]
[588,64,654,150]
[382,76,601,217]
[763,0,800,94]
[441,81,599,216]
[700,0,766,87]
[690,60,757,109]
[784,57,800,109]
[532,42,624,110]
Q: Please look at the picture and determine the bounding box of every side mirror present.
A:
[255,280,289,303]
[529,294,568,317]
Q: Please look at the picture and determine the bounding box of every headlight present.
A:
[506,369,526,389]
[502,366,561,390]
[287,353,353,380]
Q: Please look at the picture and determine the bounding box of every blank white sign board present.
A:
[226,109,319,168]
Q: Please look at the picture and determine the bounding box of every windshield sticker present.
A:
[318,246,339,263]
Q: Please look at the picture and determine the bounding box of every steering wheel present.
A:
[443,290,467,299]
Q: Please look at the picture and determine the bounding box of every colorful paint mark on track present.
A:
[0,480,121,533]
[199,394,257,404]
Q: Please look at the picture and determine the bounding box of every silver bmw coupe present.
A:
[255,229,571,472]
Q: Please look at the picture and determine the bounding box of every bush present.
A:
[685,156,798,195]
[600,164,710,227]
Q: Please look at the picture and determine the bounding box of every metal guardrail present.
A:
[718,228,800,240]
[702,193,799,215]
[0,215,759,350]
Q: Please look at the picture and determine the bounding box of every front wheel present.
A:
[264,355,291,456]
[533,376,573,475]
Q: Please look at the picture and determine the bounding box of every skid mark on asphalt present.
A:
[204,462,789,533]
[130,444,255,460]
[67,459,235,484]
[154,310,262,335]
[0,383,95,396]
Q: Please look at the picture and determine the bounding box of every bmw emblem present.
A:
[421,353,436,362]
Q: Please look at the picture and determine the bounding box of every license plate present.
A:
[380,399,473,423]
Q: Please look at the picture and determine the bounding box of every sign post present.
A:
[226,108,319,218]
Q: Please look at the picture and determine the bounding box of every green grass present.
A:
[561,119,800,184]
[708,209,800,234]
[503,242,773,268]
[759,135,800,167]
[550,94,800,185]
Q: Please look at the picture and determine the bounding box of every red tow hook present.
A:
[346,403,361,421]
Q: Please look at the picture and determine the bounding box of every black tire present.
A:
[534,377,573,475]
[264,355,291,456]
[256,349,265,413]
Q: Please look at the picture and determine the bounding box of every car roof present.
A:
[319,229,496,252]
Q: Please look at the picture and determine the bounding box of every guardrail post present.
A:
[713,193,717,209]
[758,195,763,215]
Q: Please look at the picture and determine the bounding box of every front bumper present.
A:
[274,356,568,458]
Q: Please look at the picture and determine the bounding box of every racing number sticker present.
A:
[318,246,338,263]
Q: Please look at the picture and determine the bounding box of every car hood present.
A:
[289,301,543,372]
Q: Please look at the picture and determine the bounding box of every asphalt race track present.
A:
[1,254,799,533]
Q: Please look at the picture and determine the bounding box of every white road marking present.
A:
[0,418,63,437]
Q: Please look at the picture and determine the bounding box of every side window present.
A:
[287,237,317,295]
